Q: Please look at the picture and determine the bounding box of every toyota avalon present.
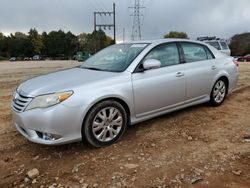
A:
[11,39,239,147]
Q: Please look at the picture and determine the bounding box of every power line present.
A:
[128,0,133,38]
[97,0,109,12]
[87,0,108,24]
[93,0,105,12]
[87,0,98,11]
[90,0,108,23]
[129,0,145,40]
[141,0,153,26]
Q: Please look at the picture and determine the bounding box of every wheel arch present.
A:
[209,75,229,106]
[81,96,131,127]
[212,72,230,94]
[215,76,229,94]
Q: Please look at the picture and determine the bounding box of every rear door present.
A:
[132,42,186,117]
[180,42,218,100]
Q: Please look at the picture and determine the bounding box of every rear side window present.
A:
[205,47,214,59]
[207,42,221,50]
[220,42,229,50]
[143,43,180,67]
[181,43,208,63]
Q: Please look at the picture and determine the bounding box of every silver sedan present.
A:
[11,39,239,147]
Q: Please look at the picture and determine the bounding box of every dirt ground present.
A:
[0,60,249,188]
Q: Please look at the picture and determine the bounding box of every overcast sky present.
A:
[0,0,249,42]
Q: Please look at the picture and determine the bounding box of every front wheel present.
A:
[209,79,227,106]
[82,100,127,147]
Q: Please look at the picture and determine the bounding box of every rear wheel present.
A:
[209,79,227,106]
[82,100,127,147]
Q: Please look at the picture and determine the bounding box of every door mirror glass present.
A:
[143,59,161,70]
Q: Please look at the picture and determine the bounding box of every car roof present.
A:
[126,38,197,44]
[125,38,216,48]
[205,40,227,43]
[205,40,220,42]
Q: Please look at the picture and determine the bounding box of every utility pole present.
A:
[123,28,125,42]
[94,3,116,44]
[113,3,116,43]
[129,0,145,40]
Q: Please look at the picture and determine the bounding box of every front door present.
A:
[132,43,186,117]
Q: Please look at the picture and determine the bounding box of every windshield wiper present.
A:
[82,67,104,71]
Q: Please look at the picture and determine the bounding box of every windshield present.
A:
[80,43,148,72]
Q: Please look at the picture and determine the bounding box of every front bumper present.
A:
[11,103,86,145]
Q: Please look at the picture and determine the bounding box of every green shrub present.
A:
[0,56,7,61]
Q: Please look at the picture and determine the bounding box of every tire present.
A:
[82,100,127,147]
[209,78,228,107]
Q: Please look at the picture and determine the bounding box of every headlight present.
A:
[25,91,73,111]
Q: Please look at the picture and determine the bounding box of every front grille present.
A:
[12,92,32,112]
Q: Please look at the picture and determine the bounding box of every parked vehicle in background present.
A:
[9,57,16,62]
[12,39,239,147]
[237,54,250,62]
[32,55,41,61]
[24,57,32,61]
[74,52,91,62]
[197,37,231,56]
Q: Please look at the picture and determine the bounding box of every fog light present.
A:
[40,132,61,141]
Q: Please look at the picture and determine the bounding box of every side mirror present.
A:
[143,59,161,70]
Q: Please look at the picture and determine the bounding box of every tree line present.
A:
[0,29,113,60]
[1,29,249,60]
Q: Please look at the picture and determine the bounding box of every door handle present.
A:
[211,65,217,70]
[176,72,184,77]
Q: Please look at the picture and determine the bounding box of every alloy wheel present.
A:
[213,80,226,103]
[92,107,123,142]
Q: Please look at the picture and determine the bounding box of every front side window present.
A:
[181,43,208,63]
[143,43,180,67]
[207,41,221,50]
[220,42,229,50]
[81,43,148,72]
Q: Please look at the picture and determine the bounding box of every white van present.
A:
[197,37,231,56]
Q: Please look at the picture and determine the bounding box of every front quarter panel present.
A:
[62,72,134,128]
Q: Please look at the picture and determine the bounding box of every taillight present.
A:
[233,59,239,67]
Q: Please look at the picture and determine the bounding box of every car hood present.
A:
[17,67,120,97]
